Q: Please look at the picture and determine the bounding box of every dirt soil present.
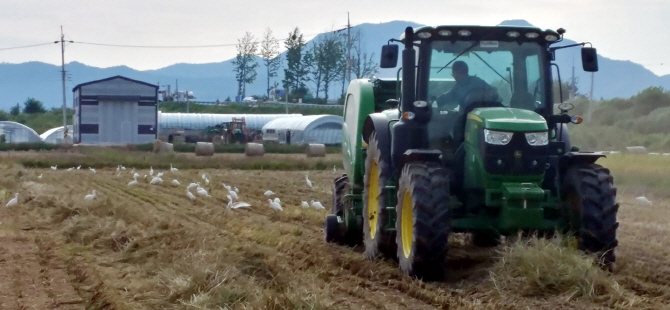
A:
[0,164,668,309]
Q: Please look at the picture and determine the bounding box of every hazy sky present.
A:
[1,0,669,75]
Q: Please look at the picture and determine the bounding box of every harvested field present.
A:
[0,153,668,309]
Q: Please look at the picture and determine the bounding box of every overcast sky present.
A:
[1,0,669,76]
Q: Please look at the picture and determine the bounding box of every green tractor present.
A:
[325,25,618,279]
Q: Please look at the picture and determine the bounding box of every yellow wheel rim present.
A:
[367,160,380,239]
[401,189,414,258]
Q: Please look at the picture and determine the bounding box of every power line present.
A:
[0,42,56,51]
[70,33,322,49]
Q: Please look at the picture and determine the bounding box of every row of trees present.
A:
[232,27,379,103]
[5,98,47,115]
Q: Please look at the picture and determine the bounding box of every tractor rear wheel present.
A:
[396,162,450,280]
[563,164,619,270]
[363,132,396,260]
[330,174,360,245]
[324,215,340,243]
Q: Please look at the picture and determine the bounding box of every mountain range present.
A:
[1,19,669,111]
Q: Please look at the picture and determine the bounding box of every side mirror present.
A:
[581,47,598,72]
[380,44,399,68]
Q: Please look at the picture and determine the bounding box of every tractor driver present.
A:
[435,61,498,110]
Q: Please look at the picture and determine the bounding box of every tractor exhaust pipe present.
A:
[401,27,416,114]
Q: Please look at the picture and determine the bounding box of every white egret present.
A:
[37,174,43,180]
[150,176,163,185]
[170,164,178,172]
[157,172,164,178]
[187,183,199,191]
[51,165,57,170]
[264,190,275,197]
[121,166,126,170]
[186,190,196,201]
[305,175,312,188]
[5,193,18,207]
[84,190,97,200]
[310,200,325,210]
[133,173,140,179]
[202,174,206,180]
[268,199,283,211]
[171,179,180,186]
[301,201,309,208]
[222,183,231,191]
[67,167,74,172]
[228,189,238,202]
[636,196,652,206]
[230,202,251,209]
[333,165,336,172]
[274,197,280,204]
[89,167,96,174]
[128,177,138,186]
[233,187,239,194]
[205,176,210,186]
[149,166,154,176]
[116,166,120,173]
[197,186,210,197]
[77,165,81,170]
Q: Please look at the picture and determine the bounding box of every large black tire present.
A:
[332,174,349,217]
[324,215,340,243]
[331,174,361,246]
[363,133,396,260]
[563,164,619,270]
[396,163,450,280]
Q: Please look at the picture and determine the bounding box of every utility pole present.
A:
[58,26,72,143]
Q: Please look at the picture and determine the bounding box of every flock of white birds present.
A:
[5,163,328,213]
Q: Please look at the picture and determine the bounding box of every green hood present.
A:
[469,107,548,132]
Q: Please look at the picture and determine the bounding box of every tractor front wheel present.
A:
[363,133,396,260]
[563,164,619,270]
[396,162,450,280]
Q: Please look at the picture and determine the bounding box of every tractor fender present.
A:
[558,152,605,173]
[362,113,392,165]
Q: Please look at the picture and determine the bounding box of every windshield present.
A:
[427,40,546,112]
[424,39,548,161]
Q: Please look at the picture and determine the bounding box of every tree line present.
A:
[233,27,379,103]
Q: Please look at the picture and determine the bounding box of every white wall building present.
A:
[73,76,158,144]
[261,114,343,145]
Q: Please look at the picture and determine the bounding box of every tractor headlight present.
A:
[525,132,549,146]
[484,129,513,145]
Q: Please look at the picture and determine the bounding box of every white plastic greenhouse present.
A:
[261,114,343,145]
[0,121,42,143]
[40,125,74,144]
[158,112,302,131]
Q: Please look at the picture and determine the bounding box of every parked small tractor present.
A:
[202,117,260,144]
[325,25,618,279]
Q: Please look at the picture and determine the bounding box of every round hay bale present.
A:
[625,146,648,154]
[152,139,162,153]
[245,143,265,157]
[306,143,326,157]
[158,142,174,153]
[195,142,215,156]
